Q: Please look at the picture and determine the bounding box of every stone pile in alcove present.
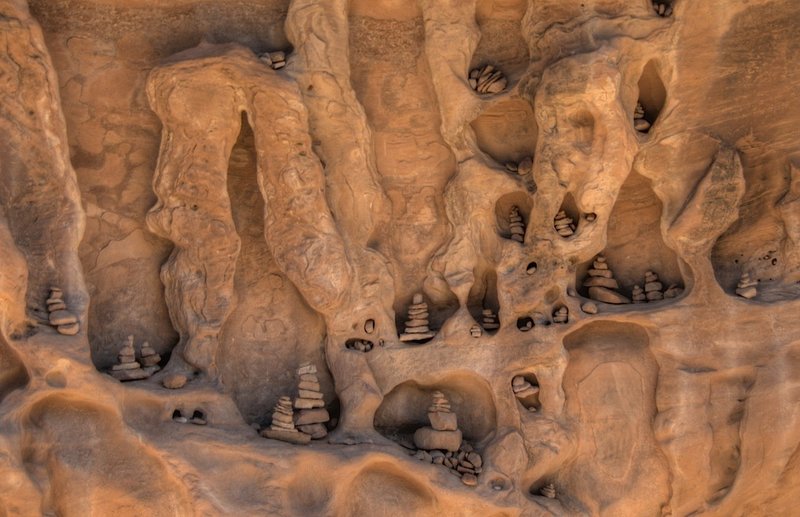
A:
[46,287,79,336]
[634,102,651,132]
[509,206,525,242]
[736,272,758,299]
[512,376,540,411]
[400,294,436,342]
[554,210,576,237]
[294,363,329,439]
[583,256,630,304]
[468,64,507,94]
[414,391,462,452]
[108,335,149,381]
[262,396,311,445]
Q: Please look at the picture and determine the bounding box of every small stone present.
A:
[414,450,433,462]
[48,301,67,311]
[461,473,478,486]
[294,398,325,409]
[512,375,526,387]
[112,361,142,371]
[587,269,613,278]
[412,293,424,304]
[581,302,598,314]
[295,408,330,425]
[298,389,324,399]
[583,277,620,289]
[467,452,482,468]
[297,363,317,375]
[299,373,319,383]
[635,118,651,132]
[298,381,321,392]
[429,411,458,432]
[413,427,462,452]
[297,423,327,439]
[588,286,631,304]
[646,291,664,301]
[57,323,80,335]
[364,319,375,334]
[49,310,77,326]
[644,281,663,292]
[261,428,311,445]
[162,373,188,389]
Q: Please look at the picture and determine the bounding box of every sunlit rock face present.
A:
[1,0,799,514]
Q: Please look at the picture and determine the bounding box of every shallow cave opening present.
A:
[554,193,580,239]
[511,372,540,412]
[495,191,532,243]
[467,266,500,334]
[635,60,666,134]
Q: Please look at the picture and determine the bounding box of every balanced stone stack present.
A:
[653,1,673,17]
[509,206,525,242]
[468,64,507,95]
[259,50,286,70]
[261,396,311,445]
[554,210,576,237]
[634,102,651,132]
[584,256,630,304]
[540,483,557,499]
[552,306,568,324]
[294,363,329,439]
[644,271,664,301]
[109,335,149,381]
[414,391,462,452]
[470,324,482,338]
[512,375,540,411]
[632,285,647,303]
[47,287,79,336]
[736,272,758,299]
[481,309,499,331]
[139,342,162,375]
[400,293,436,342]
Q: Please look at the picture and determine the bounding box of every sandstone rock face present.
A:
[0,0,798,514]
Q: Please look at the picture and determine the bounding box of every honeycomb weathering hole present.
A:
[471,98,538,166]
[635,60,666,133]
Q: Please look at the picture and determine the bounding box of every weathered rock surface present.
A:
[0,0,798,515]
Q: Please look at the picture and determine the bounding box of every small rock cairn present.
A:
[554,210,576,237]
[294,363,330,440]
[400,293,436,342]
[540,483,557,499]
[552,306,568,324]
[47,287,79,335]
[584,256,630,304]
[736,272,758,299]
[108,335,160,381]
[469,64,507,95]
[634,102,651,132]
[509,206,525,242]
[261,396,310,445]
[470,324,482,338]
[414,391,462,452]
[481,309,499,331]
[259,50,286,70]
[512,375,540,411]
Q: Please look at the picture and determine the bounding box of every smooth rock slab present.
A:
[261,428,311,445]
[588,286,630,304]
[413,427,462,452]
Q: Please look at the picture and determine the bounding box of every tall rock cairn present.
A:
[400,293,436,342]
[261,396,310,445]
[294,363,330,439]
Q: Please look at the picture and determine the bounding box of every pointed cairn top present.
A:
[261,395,310,445]
[583,256,630,304]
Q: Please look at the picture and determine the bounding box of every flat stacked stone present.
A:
[414,391,462,452]
[632,285,646,303]
[259,50,286,70]
[736,272,758,299]
[512,375,540,410]
[653,1,673,17]
[400,293,436,342]
[469,324,482,338]
[468,64,507,94]
[261,396,310,445]
[644,271,664,301]
[481,309,499,330]
[634,102,651,132]
[47,287,80,336]
[509,206,525,242]
[584,256,630,304]
[293,363,329,439]
[552,306,568,324]
[140,341,161,375]
[554,210,576,237]
[109,335,149,381]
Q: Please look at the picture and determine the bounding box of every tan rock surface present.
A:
[0,0,798,514]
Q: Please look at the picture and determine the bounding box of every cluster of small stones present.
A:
[634,102,651,132]
[540,483,557,499]
[552,306,568,324]
[258,50,286,70]
[261,396,310,445]
[632,270,683,303]
[509,206,525,242]
[107,335,161,381]
[293,363,330,439]
[414,391,463,452]
[414,441,483,487]
[736,272,758,299]
[481,308,499,331]
[512,375,540,412]
[584,256,631,304]
[470,324,482,338]
[652,1,673,17]
[554,210,576,237]
[468,64,507,94]
[346,339,374,352]
[46,287,79,335]
[400,293,436,342]
[172,409,207,425]
[505,157,532,176]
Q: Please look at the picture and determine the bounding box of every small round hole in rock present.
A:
[192,409,205,420]
[526,262,537,275]
[585,212,597,222]
[364,319,375,334]
[346,338,374,353]
[516,317,533,331]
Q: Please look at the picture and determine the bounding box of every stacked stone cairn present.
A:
[470,324,482,338]
[414,441,483,487]
[47,287,79,335]
[540,483,557,499]
[644,271,664,301]
[414,391,463,452]
[293,363,330,439]
[584,256,630,304]
[632,285,646,303]
[259,50,286,70]
[652,1,673,17]
[508,206,525,243]
[552,306,568,324]
[512,375,540,411]
[139,341,162,375]
[634,102,651,132]
[736,272,758,299]
[481,309,499,331]
[554,210,576,237]
[400,293,436,342]
[108,335,149,381]
[468,64,507,95]
[261,396,311,445]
